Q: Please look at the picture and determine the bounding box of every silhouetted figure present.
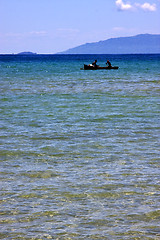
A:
[106,60,112,68]
[92,60,98,68]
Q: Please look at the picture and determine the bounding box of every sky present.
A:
[0,0,160,54]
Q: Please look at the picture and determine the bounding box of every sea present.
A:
[0,54,160,240]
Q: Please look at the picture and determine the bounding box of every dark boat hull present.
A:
[83,64,119,70]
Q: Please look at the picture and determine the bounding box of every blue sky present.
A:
[0,0,160,53]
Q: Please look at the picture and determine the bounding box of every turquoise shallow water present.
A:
[0,54,160,239]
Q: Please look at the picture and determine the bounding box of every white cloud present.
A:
[135,2,156,11]
[29,31,47,36]
[113,27,126,31]
[115,0,157,11]
[116,0,133,10]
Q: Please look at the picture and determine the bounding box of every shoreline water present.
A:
[0,54,160,239]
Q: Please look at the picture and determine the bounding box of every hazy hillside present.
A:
[59,34,160,54]
[17,52,37,55]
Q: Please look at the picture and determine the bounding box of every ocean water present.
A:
[0,54,160,239]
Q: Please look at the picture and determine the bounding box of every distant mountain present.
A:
[17,52,37,55]
[59,34,160,54]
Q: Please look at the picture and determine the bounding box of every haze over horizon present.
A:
[1,0,160,54]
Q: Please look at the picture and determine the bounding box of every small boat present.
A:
[83,64,119,70]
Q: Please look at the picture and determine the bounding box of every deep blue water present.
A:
[0,54,160,239]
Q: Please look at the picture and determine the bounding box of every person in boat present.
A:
[92,59,98,68]
[106,60,112,68]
